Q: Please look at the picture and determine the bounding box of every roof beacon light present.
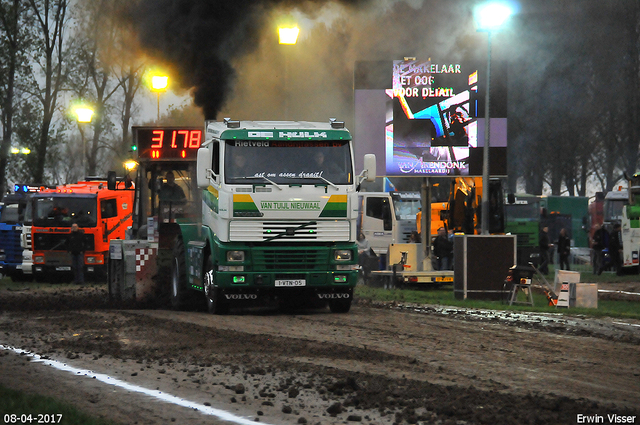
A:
[223,118,241,128]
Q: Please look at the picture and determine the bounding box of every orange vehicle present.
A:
[31,179,134,282]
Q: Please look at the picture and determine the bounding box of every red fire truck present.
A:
[31,179,134,282]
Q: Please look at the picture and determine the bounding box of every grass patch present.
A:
[0,384,120,425]
[355,284,640,321]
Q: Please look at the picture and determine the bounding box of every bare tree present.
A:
[67,0,125,176]
[116,65,144,163]
[620,1,640,179]
[25,0,69,184]
[111,0,146,167]
[0,0,30,196]
[68,0,150,177]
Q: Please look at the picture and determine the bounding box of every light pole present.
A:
[475,2,513,235]
[278,26,299,120]
[74,106,94,178]
[151,75,169,122]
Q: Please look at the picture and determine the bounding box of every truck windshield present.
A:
[33,196,98,227]
[0,203,20,223]
[392,197,421,220]
[604,199,627,224]
[224,140,353,185]
[505,202,539,220]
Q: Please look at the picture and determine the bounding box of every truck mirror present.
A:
[197,147,212,188]
[107,171,116,190]
[363,154,376,182]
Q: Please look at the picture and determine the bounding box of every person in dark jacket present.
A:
[609,223,623,275]
[556,228,571,271]
[158,171,186,202]
[539,226,553,275]
[592,224,609,275]
[432,227,453,271]
[67,223,86,284]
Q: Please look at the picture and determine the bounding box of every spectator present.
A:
[556,228,571,271]
[432,227,453,271]
[67,223,86,285]
[592,223,609,275]
[357,232,371,255]
[448,229,455,270]
[539,226,553,275]
[609,223,623,275]
[357,232,376,282]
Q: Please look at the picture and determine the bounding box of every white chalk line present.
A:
[0,344,273,425]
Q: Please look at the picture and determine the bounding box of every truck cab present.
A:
[187,119,376,313]
[31,180,134,282]
[504,194,541,265]
[357,191,421,258]
[0,186,43,281]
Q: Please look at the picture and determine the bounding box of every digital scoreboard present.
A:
[134,127,203,160]
[354,59,507,177]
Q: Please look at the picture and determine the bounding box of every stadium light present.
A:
[474,1,513,235]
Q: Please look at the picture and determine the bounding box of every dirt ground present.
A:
[0,283,639,425]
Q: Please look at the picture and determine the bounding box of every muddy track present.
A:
[0,285,639,425]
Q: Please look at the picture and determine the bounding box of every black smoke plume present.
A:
[130,0,368,119]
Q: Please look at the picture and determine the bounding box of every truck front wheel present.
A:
[329,290,353,313]
[203,256,228,315]
[171,238,192,310]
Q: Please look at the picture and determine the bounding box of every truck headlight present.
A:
[86,256,96,263]
[334,250,352,261]
[34,256,45,264]
[226,251,245,262]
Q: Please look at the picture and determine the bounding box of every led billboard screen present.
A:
[354,59,507,177]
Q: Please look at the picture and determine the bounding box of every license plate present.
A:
[275,279,306,287]
[435,276,453,282]
[55,266,71,271]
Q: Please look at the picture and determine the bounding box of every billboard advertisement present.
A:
[354,59,507,177]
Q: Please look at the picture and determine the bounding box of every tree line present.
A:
[505,0,640,196]
[1,0,639,199]
[0,0,146,197]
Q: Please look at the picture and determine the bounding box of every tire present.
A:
[93,262,108,283]
[170,238,191,310]
[329,290,353,313]
[108,257,124,302]
[329,298,352,313]
[10,271,29,282]
[203,255,228,315]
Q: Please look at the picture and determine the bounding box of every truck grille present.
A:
[0,227,22,262]
[33,233,95,251]
[230,221,350,242]
[515,233,531,247]
[253,248,329,270]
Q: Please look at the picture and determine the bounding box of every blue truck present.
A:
[0,189,29,280]
[0,185,48,281]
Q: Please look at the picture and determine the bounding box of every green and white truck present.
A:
[108,120,376,314]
